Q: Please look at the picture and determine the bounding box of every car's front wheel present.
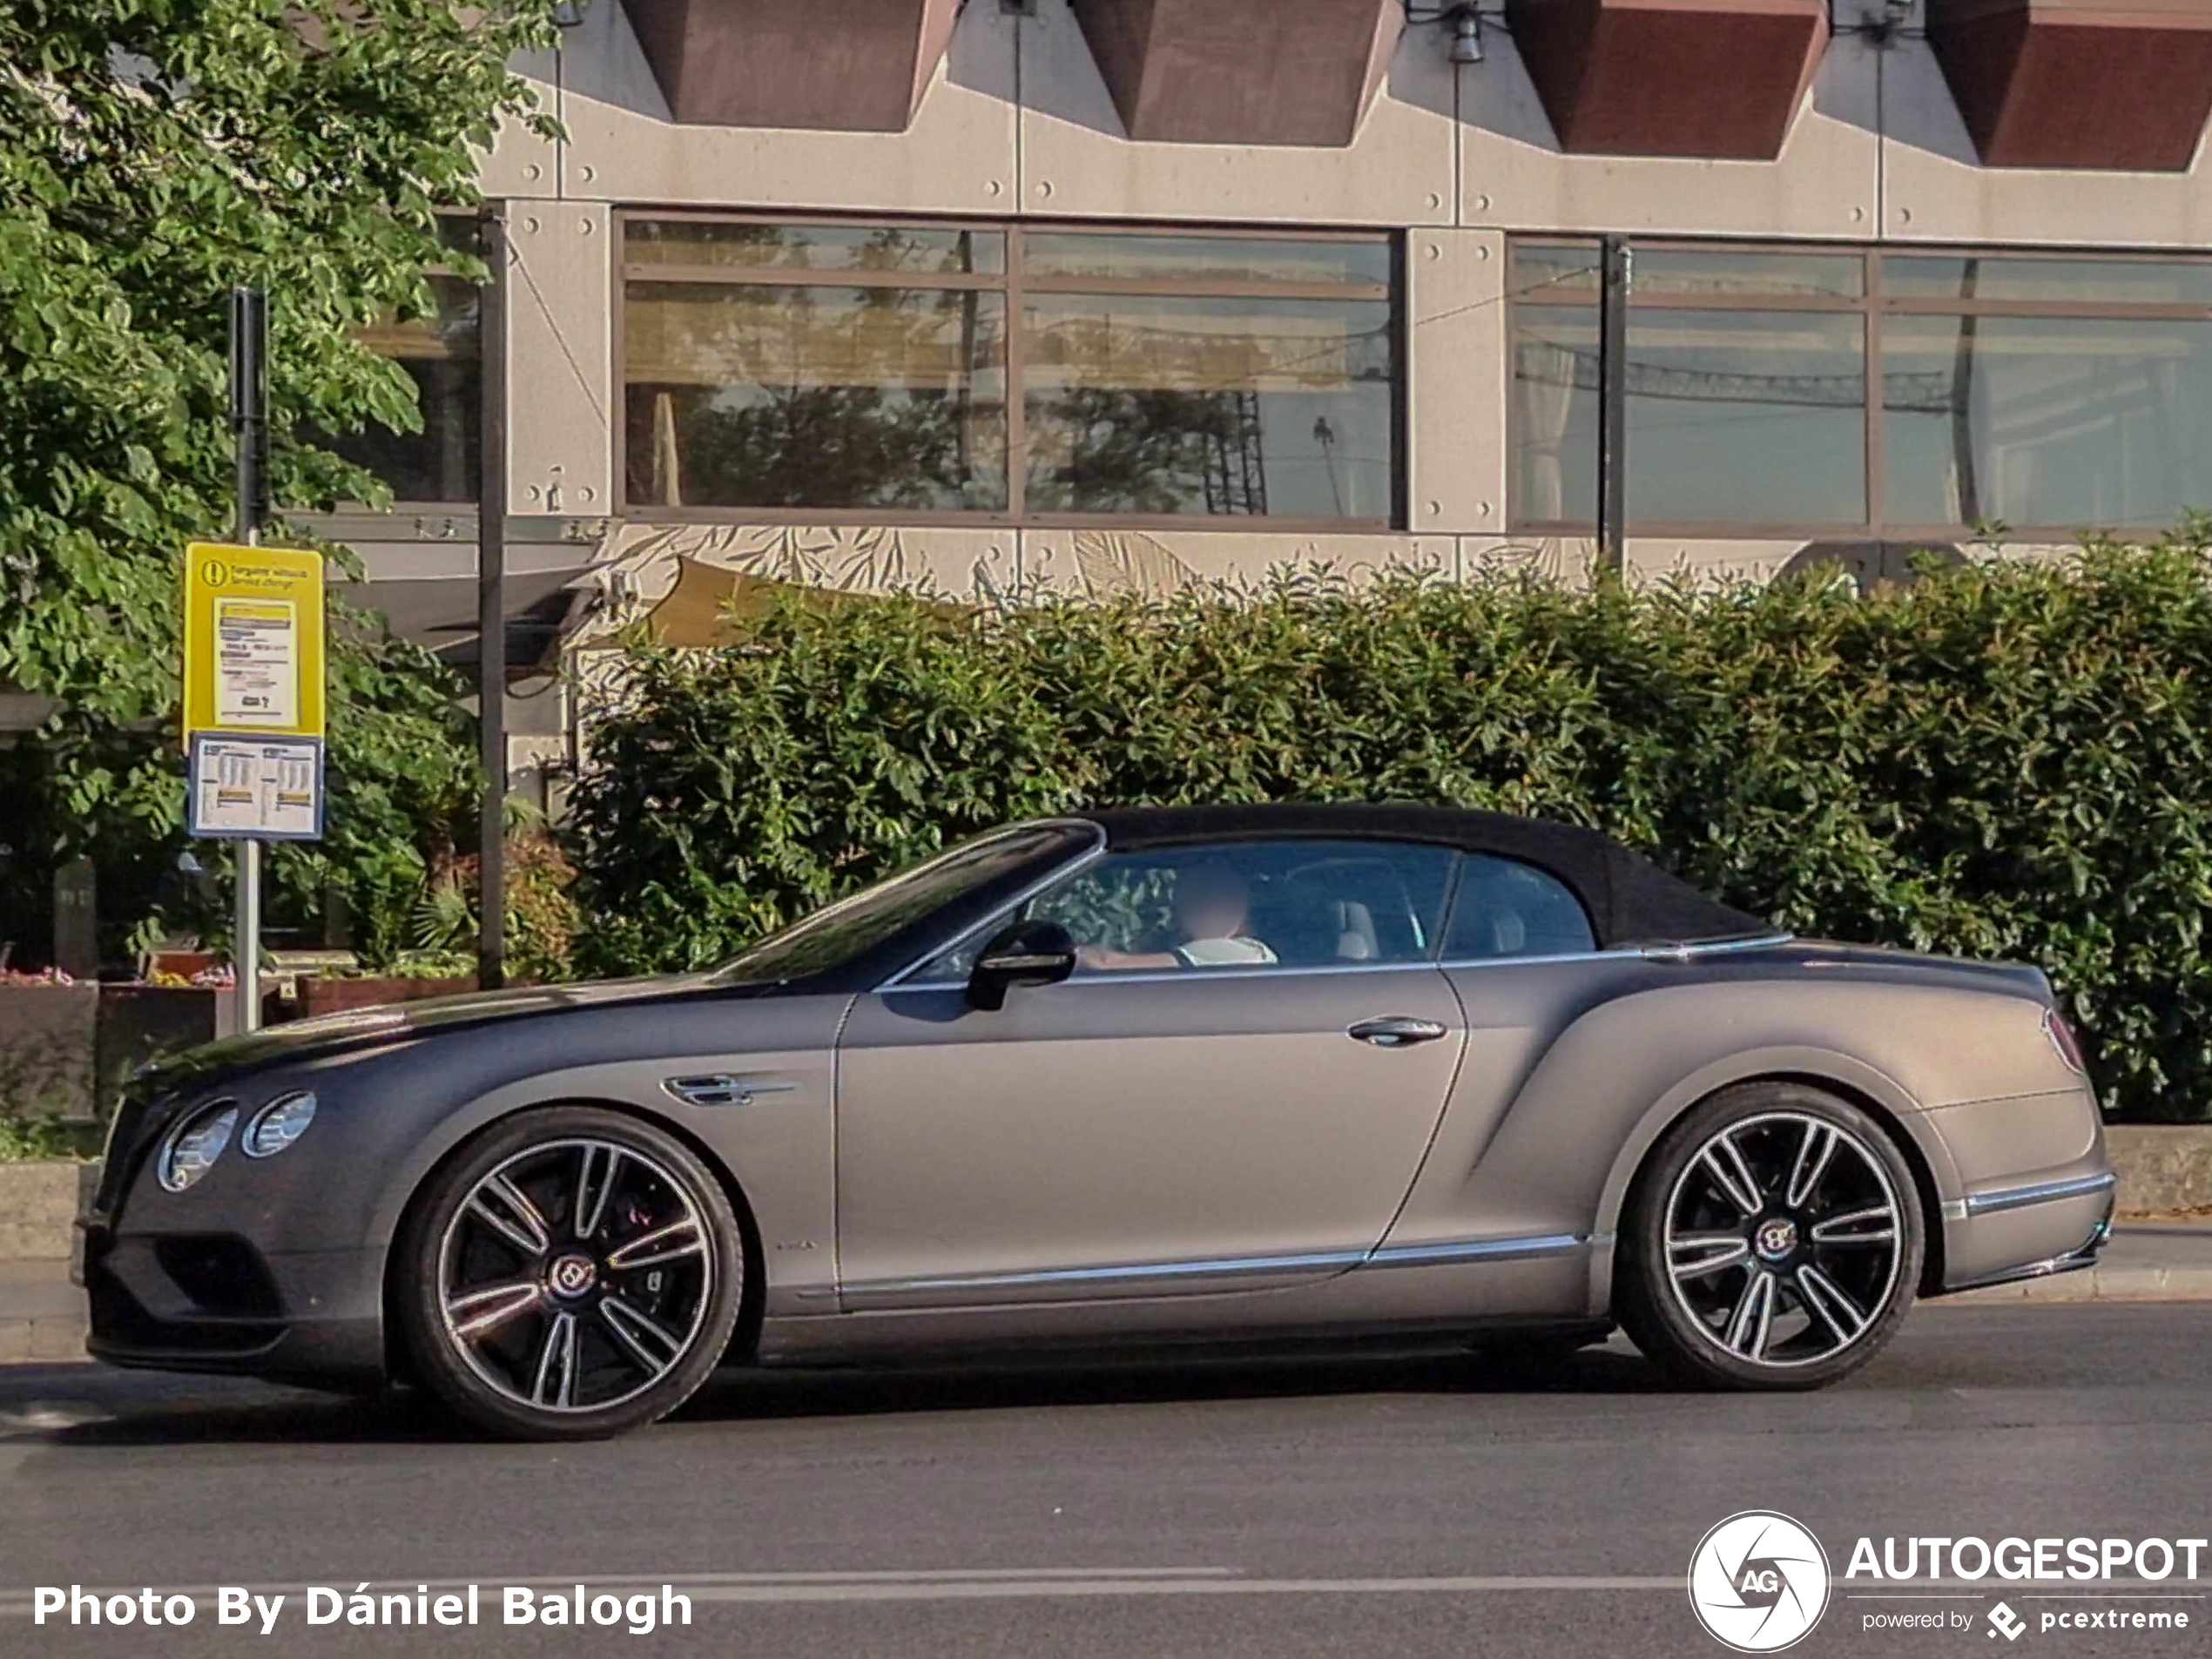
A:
[396,1106,745,1440]
[1618,1082,1924,1389]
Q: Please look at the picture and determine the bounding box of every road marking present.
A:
[0,1569,1679,1614]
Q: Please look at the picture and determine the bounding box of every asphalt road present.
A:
[2,1303,2209,1659]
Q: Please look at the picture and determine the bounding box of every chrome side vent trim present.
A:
[664,1075,799,1109]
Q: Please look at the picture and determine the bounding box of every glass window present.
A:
[1882,314,2212,530]
[1514,308,1865,525]
[1883,254,2212,307]
[1023,233,1392,288]
[627,220,1005,278]
[1509,238,2212,538]
[1023,293,1395,520]
[711,826,1089,988]
[317,274,480,504]
[624,283,1008,511]
[1442,854,1595,961]
[620,219,1400,525]
[912,839,1457,981]
[1629,249,1863,301]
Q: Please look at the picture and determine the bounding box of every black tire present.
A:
[1617,1082,1923,1390]
[395,1106,745,1440]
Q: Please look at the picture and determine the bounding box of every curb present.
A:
[0,1316,87,1366]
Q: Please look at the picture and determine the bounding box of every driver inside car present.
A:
[1077,861,1279,971]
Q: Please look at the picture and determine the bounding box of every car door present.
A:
[831,839,1468,1310]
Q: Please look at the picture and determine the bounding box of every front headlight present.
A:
[242,1090,317,1158]
[157,1102,239,1193]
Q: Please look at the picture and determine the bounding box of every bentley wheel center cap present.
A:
[548,1253,599,1298]
[1755,1218,1800,1262]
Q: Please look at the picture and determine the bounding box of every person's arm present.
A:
[1076,944,1179,971]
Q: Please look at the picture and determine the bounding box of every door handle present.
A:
[1347,1015,1450,1049]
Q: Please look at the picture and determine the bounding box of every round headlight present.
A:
[242,1090,317,1158]
[158,1102,239,1193]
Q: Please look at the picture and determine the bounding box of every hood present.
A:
[132,973,736,1096]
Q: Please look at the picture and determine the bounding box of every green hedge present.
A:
[567,532,2212,1122]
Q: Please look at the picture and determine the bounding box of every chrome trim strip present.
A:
[874,826,1109,992]
[1364,1233,1584,1269]
[875,934,1797,995]
[1939,1198,1970,1223]
[1962,1170,2116,1217]
[836,1232,1588,1301]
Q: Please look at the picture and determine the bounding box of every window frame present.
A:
[615,210,1405,533]
[1507,236,2212,543]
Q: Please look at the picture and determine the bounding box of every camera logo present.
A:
[1688,1511,1831,1652]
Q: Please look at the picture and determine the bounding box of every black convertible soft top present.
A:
[1081,803,1772,951]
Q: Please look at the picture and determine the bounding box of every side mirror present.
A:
[967,919,1078,1011]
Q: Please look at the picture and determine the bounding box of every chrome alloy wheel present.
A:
[436,1137,717,1414]
[1662,1111,1904,1370]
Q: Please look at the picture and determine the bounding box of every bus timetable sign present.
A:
[182,542,327,840]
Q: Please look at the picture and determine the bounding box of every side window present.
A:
[1442,853,1595,961]
[911,839,1457,981]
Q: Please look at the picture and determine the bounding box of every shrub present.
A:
[566,532,2212,1122]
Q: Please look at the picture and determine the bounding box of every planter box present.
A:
[0,1161,88,1261]
[0,984,98,1120]
[93,986,218,1112]
[2107,1125,2212,1215]
[294,976,476,1019]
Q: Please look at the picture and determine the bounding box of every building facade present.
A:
[317,0,2212,675]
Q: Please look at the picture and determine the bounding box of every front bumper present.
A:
[78,1217,388,1389]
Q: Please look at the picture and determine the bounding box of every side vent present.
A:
[664,1075,799,1109]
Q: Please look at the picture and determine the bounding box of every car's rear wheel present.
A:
[1618,1082,1923,1390]
[396,1107,744,1440]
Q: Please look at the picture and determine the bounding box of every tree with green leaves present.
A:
[0,1,561,966]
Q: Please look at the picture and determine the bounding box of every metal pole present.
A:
[228,287,267,1035]
[476,208,509,991]
[1595,235,1631,579]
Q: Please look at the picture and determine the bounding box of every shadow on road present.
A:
[24,1342,1677,1448]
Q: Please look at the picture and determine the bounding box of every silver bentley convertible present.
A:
[78,805,2114,1439]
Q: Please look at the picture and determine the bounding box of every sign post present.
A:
[180,288,327,1035]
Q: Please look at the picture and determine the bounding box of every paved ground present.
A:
[2,1302,2209,1658]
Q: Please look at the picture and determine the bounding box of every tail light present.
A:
[2042,1007,2087,1076]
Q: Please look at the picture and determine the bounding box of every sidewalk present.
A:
[0,1259,88,1365]
[3,1225,2206,1366]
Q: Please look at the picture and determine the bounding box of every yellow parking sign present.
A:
[182,542,326,742]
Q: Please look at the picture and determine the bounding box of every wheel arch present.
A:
[378,1095,769,1386]
[1588,1054,1958,1317]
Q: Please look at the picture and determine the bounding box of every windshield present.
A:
[709,825,1095,988]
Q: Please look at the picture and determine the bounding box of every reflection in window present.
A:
[623,283,1008,511]
[1514,308,1865,525]
[1023,295,1394,520]
[619,219,1400,525]
[1509,238,2212,537]
[1883,314,2212,530]
[319,275,480,504]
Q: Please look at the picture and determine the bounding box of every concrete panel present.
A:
[1018,1,1456,226]
[1460,30,1881,237]
[505,203,614,520]
[479,44,563,198]
[1407,229,1509,537]
[556,0,1018,215]
[1876,34,2212,245]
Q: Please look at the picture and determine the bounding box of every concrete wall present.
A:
[435,0,2212,607]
